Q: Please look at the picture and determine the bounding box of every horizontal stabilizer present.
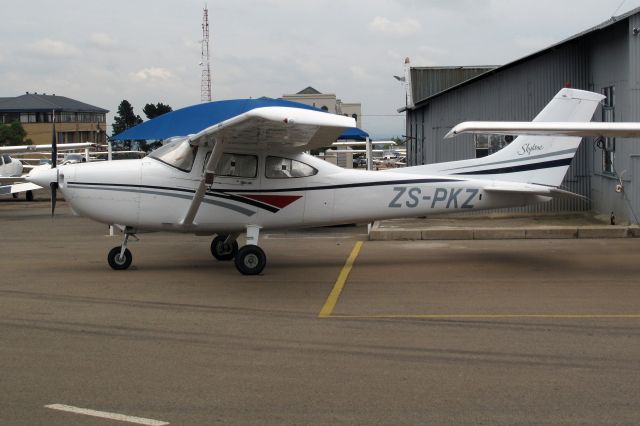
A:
[445,122,640,139]
[0,142,95,154]
[0,182,41,196]
[485,185,587,200]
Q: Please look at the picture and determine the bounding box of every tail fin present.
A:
[402,88,604,186]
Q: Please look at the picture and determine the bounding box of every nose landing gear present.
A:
[107,231,136,270]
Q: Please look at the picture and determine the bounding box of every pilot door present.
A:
[205,152,260,221]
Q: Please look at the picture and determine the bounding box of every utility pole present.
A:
[200,5,212,102]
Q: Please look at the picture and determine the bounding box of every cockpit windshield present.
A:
[148,136,198,172]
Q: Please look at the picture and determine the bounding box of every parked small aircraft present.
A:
[0,142,93,199]
[26,89,640,274]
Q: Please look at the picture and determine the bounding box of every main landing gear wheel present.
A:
[108,247,132,270]
[234,245,266,275]
[211,235,238,261]
[25,191,33,201]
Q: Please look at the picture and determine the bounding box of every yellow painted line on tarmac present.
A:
[319,241,363,318]
[329,314,640,320]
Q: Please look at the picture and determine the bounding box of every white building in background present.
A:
[281,87,362,128]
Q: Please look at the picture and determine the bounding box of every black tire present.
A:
[12,193,18,199]
[108,246,132,270]
[25,191,33,201]
[234,245,266,275]
[210,235,238,261]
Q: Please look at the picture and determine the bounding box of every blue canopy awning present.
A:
[336,126,369,141]
[111,98,369,142]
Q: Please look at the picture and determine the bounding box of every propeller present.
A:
[50,109,59,216]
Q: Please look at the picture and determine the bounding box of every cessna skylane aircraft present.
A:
[26,89,640,275]
[0,142,93,199]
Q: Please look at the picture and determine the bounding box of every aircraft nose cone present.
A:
[27,165,58,187]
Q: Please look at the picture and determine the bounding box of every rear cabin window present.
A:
[214,153,257,178]
[265,156,317,179]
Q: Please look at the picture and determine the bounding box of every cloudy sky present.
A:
[2,0,640,139]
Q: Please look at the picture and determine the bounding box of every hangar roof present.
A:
[404,6,640,111]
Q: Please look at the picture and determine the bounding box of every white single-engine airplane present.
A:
[0,142,93,199]
[26,89,640,274]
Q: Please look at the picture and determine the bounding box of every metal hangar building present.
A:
[403,8,640,223]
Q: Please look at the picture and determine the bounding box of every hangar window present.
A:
[265,156,317,178]
[475,134,514,158]
[213,153,258,178]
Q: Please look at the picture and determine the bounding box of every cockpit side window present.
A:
[148,137,198,172]
[265,156,317,179]
[2,155,11,164]
[213,153,258,178]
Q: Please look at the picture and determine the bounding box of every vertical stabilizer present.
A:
[398,88,604,187]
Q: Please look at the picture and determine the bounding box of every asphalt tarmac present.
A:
[3,200,640,425]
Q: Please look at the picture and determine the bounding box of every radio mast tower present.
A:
[200,5,212,102]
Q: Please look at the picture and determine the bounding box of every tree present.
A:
[0,121,31,146]
[112,100,143,136]
[142,102,173,120]
[392,136,406,146]
[112,100,143,150]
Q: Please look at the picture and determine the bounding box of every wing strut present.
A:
[181,137,225,226]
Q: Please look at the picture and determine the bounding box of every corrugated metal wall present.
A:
[406,16,640,218]
[411,67,496,103]
[624,15,640,223]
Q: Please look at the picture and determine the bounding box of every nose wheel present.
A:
[108,246,132,270]
[107,231,136,270]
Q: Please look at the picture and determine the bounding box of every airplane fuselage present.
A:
[0,155,23,178]
[52,148,542,233]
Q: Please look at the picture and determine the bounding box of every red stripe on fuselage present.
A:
[240,194,302,209]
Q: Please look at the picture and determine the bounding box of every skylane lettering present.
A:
[388,187,479,209]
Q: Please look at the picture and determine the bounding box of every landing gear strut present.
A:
[108,232,135,270]
[234,225,266,275]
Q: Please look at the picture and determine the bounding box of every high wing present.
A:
[188,106,356,151]
[445,122,640,139]
[0,142,95,154]
[181,106,356,226]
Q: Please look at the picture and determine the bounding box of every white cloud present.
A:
[131,67,174,81]
[350,65,377,83]
[513,35,556,52]
[368,16,421,37]
[29,38,80,58]
[90,33,116,48]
